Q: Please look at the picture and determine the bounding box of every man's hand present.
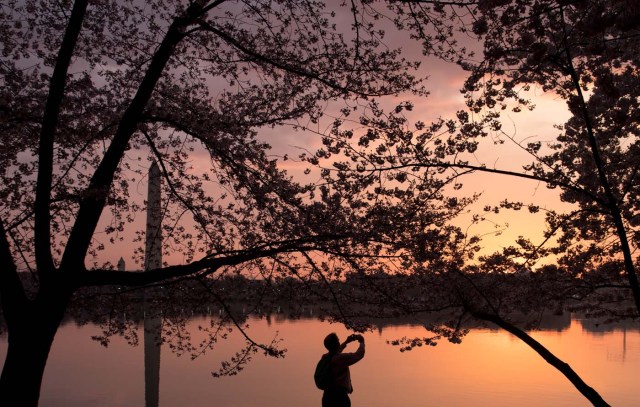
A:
[347,334,364,343]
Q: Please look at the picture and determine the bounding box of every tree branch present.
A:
[34,0,89,277]
[73,235,350,287]
[196,278,283,357]
[60,1,206,270]
[301,252,349,324]
[369,161,608,208]
[471,311,611,407]
[394,0,478,5]
[141,129,216,243]
[196,20,387,97]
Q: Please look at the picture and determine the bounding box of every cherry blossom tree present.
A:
[399,0,640,316]
[312,1,640,405]
[0,0,434,405]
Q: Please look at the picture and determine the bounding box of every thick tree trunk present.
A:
[0,297,68,407]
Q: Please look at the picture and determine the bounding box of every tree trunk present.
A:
[473,311,611,407]
[0,297,68,407]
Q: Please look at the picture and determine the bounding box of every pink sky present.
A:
[97,8,576,270]
[103,68,573,271]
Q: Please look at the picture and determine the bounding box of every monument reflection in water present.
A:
[116,256,163,407]
[143,161,162,407]
[143,313,161,407]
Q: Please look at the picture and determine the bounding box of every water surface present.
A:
[1,313,638,406]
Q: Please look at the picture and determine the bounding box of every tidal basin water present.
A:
[1,313,638,407]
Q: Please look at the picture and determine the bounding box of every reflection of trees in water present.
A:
[1,277,636,407]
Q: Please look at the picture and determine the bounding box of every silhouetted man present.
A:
[321,332,365,407]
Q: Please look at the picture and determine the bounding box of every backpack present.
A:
[313,353,334,390]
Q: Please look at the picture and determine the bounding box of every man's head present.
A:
[324,332,340,353]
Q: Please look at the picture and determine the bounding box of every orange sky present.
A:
[255,55,576,261]
[98,17,577,270]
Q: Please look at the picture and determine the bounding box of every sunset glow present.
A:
[1,1,638,406]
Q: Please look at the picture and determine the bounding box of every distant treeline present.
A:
[1,270,635,336]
